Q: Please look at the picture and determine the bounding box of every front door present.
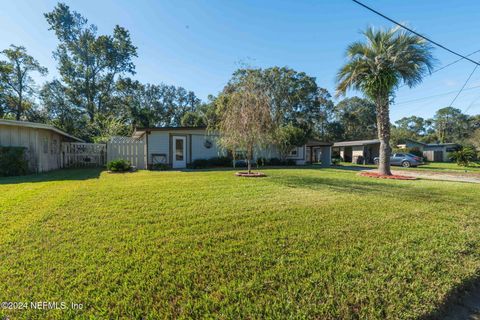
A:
[172,136,187,168]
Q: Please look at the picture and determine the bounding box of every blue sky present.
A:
[2,0,480,121]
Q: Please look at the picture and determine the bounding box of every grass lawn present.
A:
[1,167,480,319]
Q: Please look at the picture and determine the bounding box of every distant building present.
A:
[333,139,380,164]
[397,139,460,162]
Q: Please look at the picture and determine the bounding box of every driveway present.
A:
[365,168,480,184]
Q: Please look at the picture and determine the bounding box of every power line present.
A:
[431,49,480,75]
[397,49,480,89]
[448,65,478,107]
[464,93,480,113]
[392,84,480,106]
[352,0,480,66]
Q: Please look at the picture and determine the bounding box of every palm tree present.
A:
[336,27,434,175]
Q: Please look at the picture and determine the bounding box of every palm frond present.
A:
[336,26,435,99]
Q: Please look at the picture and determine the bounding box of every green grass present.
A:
[1,168,480,319]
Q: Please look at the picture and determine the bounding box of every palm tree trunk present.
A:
[376,97,392,176]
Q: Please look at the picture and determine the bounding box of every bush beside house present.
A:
[189,156,232,169]
[449,146,477,167]
[107,159,132,172]
[0,146,29,177]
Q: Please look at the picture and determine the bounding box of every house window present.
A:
[289,148,298,157]
[175,139,184,161]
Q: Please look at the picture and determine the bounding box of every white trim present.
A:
[172,136,187,168]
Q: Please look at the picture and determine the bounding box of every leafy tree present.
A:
[334,97,376,140]
[226,67,331,152]
[391,115,434,145]
[336,27,434,175]
[180,97,219,128]
[469,128,480,151]
[273,124,308,160]
[40,79,87,137]
[215,73,272,174]
[114,78,157,129]
[114,78,201,129]
[395,116,430,137]
[449,146,477,167]
[432,107,470,143]
[323,121,345,142]
[0,45,47,120]
[88,114,130,143]
[180,111,205,127]
[44,3,137,122]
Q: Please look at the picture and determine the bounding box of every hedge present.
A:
[0,146,29,177]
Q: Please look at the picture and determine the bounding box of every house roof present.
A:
[426,143,460,147]
[333,139,379,147]
[132,126,207,138]
[402,138,426,146]
[0,119,83,142]
[403,138,460,147]
[305,139,333,147]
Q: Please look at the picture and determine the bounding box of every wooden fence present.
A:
[107,136,147,169]
[62,142,107,168]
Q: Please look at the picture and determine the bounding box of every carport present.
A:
[305,140,333,166]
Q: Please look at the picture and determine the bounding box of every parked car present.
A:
[374,153,423,167]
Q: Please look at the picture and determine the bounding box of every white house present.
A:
[132,127,332,169]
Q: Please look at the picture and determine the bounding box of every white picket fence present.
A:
[62,142,107,168]
[107,136,147,169]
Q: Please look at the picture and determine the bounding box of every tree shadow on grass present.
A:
[330,164,375,171]
[420,274,480,320]
[175,165,331,173]
[269,173,462,205]
[0,168,103,185]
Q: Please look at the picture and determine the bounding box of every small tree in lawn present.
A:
[216,75,272,174]
[274,124,308,160]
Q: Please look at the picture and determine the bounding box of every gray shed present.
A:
[0,119,83,172]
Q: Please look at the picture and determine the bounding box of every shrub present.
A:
[0,146,28,177]
[257,158,297,166]
[107,159,131,172]
[190,157,233,169]
[234,159,248,167]
[285,159,296,166]
[449,146,477,166]
[331,158,341,165]
[268,158,283,166]
[152,163,169,171]
[190,159,210,169]
[256,157,268,166]
[208,156,231,167]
